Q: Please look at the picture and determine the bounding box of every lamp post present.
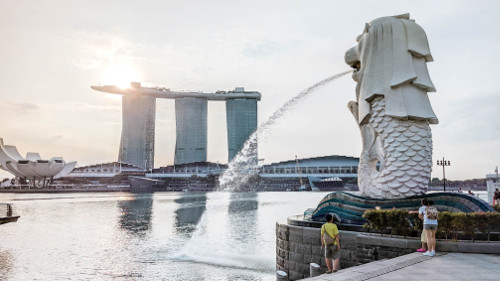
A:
[495,166,498,182]
[437,157,451,192]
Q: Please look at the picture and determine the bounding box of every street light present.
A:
[437,157,451,192]
[495,166,498,182]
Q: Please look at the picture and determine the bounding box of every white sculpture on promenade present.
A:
[345,14,437,198]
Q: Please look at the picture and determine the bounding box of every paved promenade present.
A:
[304,252,500,281]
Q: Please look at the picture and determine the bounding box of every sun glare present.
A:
[104,64,141,88]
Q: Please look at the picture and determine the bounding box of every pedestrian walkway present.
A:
[304,252,500,280]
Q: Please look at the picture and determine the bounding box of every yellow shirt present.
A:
[321,222,339,245]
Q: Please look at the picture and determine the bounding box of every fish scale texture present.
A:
[360,96,432,198]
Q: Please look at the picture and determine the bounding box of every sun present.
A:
[103,63,141,88]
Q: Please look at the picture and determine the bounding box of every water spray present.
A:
[219,70,353,190]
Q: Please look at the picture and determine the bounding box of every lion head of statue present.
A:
[345,14,438,126]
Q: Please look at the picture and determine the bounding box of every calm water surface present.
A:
[0,192,329,280]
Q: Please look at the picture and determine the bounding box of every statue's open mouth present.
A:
[348,60,361,82]
[350,61,361,72]
[345,46,361,81]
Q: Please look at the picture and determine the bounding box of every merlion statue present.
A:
[345,14,437,198]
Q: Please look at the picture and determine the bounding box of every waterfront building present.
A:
[120,91,156,171]
[257,155,359,191]
[6,154,359,192]
[91,83,261,168]
[175,97,208,165]
[0,138,76,187]
[226,93,258,163]
[50,162,143,189]
[66,162,144,178]
[128,155,360,192]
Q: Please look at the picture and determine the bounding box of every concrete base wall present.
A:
[276,220,500,280]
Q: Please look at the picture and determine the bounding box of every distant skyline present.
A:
[1,0,499,180]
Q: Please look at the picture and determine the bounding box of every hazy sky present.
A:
[1,0,499,180]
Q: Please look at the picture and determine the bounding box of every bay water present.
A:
[0,190,489,280]
[0,192,329,280]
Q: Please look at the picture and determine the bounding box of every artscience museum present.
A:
[0,138,76,187]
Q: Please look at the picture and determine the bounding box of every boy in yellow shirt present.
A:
[321,213,340,273]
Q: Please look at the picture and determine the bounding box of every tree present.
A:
[431,177,441,185]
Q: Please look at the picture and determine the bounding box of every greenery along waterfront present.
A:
[362,209,500,242]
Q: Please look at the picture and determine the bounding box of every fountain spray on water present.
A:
[219,70,352,190]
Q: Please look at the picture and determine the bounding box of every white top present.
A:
[418,206,426,215]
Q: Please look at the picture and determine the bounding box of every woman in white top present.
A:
[423,200,438,256]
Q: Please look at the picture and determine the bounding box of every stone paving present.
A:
[303,252,500,281]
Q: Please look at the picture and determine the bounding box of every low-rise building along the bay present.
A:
[256,155,359,191]
[129,155,360,192]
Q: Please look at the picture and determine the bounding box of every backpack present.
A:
[322,225,336,245]
[425,206,439,220]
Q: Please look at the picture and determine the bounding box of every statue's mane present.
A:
[356,14,438,125]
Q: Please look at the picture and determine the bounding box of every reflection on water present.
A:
[118,194,153,236]
[228,192,259,213]
[174,193,207,234]
[0,191,330,280]
[228,193,259,245]
[0,248,14,279]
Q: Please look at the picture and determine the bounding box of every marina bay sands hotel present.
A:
[91,82,261,170]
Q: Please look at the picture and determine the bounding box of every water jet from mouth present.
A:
[219,70,353,191]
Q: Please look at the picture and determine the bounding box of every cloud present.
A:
[68,31,138,70]
[1,101,119,116]
[46,101,121,112]
[242,38,304,59]
[243,40,282,58]
[430,90,500,179]
[5,102,39,114]
[47,135,63,142]
[441,91,500,142]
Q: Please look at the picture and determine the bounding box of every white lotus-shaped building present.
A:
[0,138,76,187]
